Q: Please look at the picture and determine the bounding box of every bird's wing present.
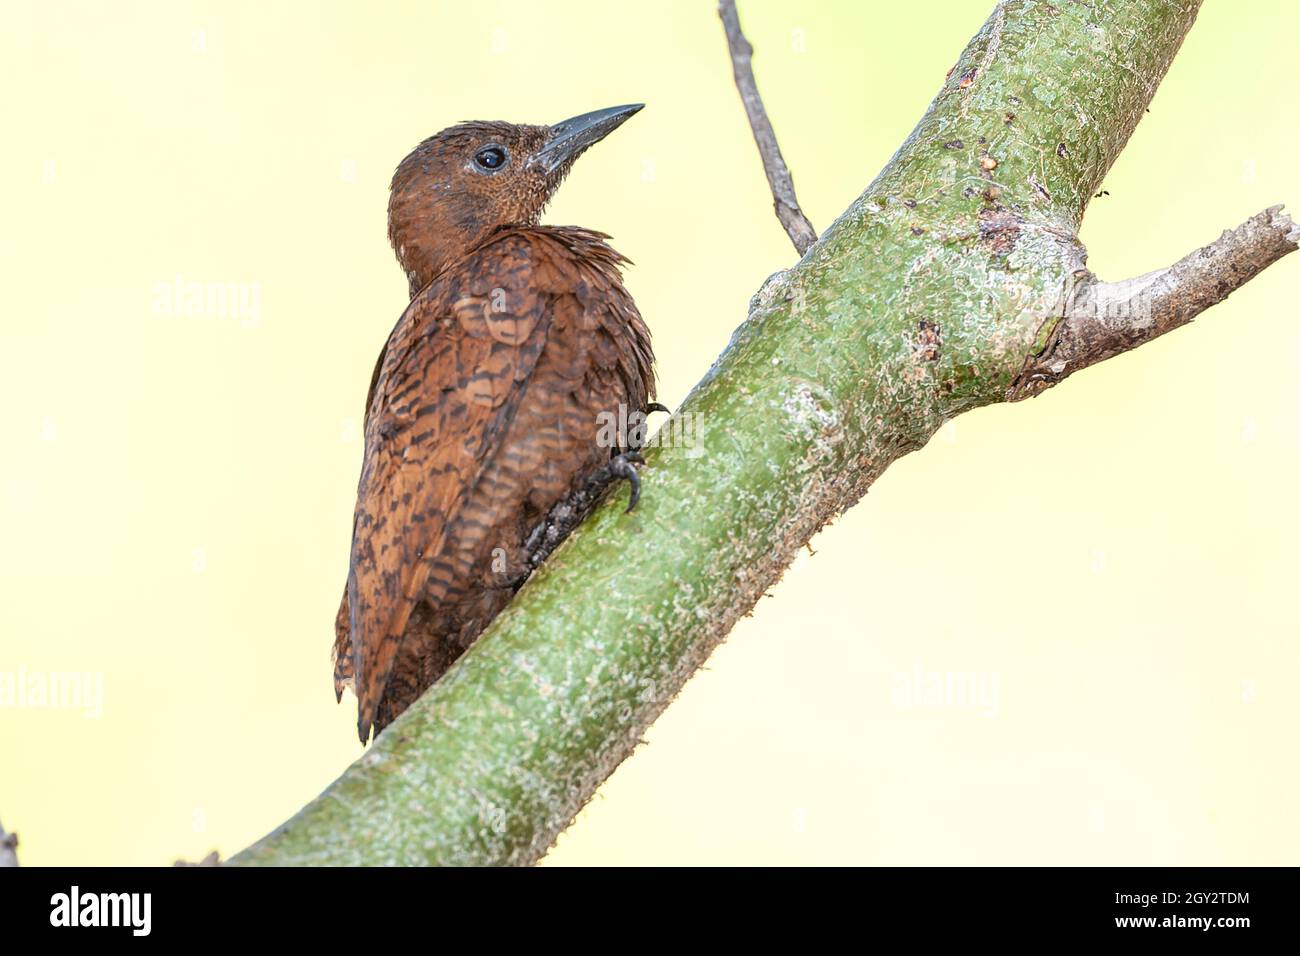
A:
[345,232,553,741]
[330,334,396,701]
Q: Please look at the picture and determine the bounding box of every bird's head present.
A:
[388,104,643,295]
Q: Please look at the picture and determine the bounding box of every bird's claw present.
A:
[610,450,644,513]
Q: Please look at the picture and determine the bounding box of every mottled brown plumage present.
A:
[334,106,655,743]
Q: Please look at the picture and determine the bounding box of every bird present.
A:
[333,105,657,744]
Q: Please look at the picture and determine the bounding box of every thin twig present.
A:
[718,0,818,255]
[1009,205,1300,399]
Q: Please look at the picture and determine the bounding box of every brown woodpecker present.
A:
[334,105,656,743]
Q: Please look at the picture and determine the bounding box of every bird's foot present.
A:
[607,449,644,513]
[523,450,647,572]
[520,403,663,575]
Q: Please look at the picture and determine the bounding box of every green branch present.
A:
[231,0,1295,866]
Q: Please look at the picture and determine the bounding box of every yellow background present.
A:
[3,0,1298,866]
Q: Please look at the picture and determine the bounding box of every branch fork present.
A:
[1011,205,1298,399]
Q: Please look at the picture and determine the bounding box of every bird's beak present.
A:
[530,104,644,173]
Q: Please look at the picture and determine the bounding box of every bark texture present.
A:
[232,0,1295,866]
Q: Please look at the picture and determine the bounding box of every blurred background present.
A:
[2,0,1297,866]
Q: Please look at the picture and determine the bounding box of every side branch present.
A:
[718,0,818,255]
[1010,206,1299,399]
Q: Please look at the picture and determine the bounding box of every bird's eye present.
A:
[473,145,509,172]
